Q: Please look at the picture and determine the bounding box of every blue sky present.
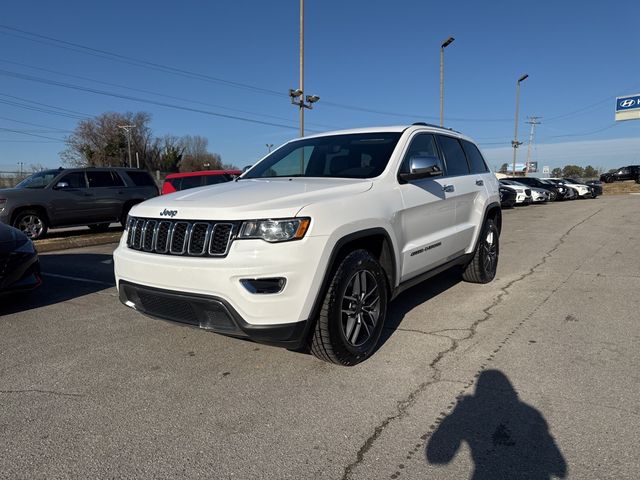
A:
[1,0,639,172]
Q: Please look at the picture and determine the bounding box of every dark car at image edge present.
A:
[0,223,40,295]
[0,167,158,239]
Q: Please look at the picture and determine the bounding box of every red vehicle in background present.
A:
[161,170,242,195]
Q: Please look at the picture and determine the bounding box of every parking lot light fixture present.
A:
[440,36,455,127]
[512,74,528,176]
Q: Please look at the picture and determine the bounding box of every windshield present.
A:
[15,170,60,189]
[242,132,402,179]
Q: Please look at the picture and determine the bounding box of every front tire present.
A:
[13,209,48,240]
[310,249,388,366]
[462,218,499,284]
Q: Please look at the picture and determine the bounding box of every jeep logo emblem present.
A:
[160,209,178,217]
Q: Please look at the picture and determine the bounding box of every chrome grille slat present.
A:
[126,217,235,258]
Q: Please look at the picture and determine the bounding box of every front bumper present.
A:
[114,232,330,327]
[118,281,309,348]
[0,252,41,293]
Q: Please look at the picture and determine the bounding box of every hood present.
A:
[501,184,526,193]
[130,177,373,220]
[0,223,29,252]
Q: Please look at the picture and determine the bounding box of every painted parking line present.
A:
[41,272,114,287]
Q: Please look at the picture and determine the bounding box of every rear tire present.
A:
[462,218,499,284]
[13,209,48,240]
[310,249,388,366]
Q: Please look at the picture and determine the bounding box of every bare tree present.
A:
[60,112,152,167]
[178,135,223,172]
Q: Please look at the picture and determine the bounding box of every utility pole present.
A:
[118,125,135,168]
[17,162,23,178]
[525,116,541,175]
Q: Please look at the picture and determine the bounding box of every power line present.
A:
[0,93,89,119]
[0,58,340,130]
[0,25,515,124]
[0,68,318,132]
[0,127,65,141]
[0,25,285,98]
[0,115,72,132]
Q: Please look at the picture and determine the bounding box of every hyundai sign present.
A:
[615,94,640,121]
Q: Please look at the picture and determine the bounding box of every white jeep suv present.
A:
[114,124,501,365]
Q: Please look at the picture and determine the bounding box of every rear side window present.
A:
[437,135,470,176]
[203,174,230,186]
[126,170,156,187]
[461,140,489,173]
[87,171,119,188]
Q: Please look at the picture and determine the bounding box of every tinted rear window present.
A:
[179,176,202,190]
[461,140,489,173]
[203,174,231,185]
[87,171,119,188]
[437,135,470,176]
[126,170,156,187]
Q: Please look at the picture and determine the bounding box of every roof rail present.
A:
[411,122,460,133]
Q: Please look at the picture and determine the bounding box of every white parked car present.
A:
[544,178,592,198]
[114,124,501,365]
[530,187,550,203]
[499,180,532,205]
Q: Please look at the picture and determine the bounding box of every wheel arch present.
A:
[10,204,50,226]
[298,228,398,350]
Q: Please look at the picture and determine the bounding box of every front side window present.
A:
[242,133,402,179]
[60,172,87,188]
[399,133,440,174]
[437,135,470,176]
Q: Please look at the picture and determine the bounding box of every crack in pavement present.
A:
[0,389,84,398]
[340,207,603,480]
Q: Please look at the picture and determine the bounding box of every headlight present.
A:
[239,218,310,243]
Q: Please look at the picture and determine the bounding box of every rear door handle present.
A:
[443,184,455,193]
[476,179,484,186]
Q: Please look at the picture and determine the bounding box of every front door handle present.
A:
[443,184,455,193]
[476,179,484,186]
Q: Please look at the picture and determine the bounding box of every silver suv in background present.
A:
[0,167,158,239]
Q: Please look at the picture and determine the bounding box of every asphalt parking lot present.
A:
[1,195,639,479]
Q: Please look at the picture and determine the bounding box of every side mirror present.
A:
[53,181,70,189]
[242,165,253,173]
[399,156,443,182]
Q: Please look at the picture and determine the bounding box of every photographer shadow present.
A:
[426,369,567,479]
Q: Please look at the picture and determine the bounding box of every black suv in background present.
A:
[508,176,566,201]
[600,166,640,183]
[0,168,158,239]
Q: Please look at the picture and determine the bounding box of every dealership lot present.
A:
[1,196,639,479]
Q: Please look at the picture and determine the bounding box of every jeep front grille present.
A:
[126,217,237,257]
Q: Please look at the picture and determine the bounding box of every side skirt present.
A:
[391,253,473,301]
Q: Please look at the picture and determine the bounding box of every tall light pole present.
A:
[289,0,319,138]
[511,74,528,176]
[118,124,135,168]
[266,143,274,153]
[440,36,455,127]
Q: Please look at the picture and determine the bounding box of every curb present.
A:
[35,232,122,253]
